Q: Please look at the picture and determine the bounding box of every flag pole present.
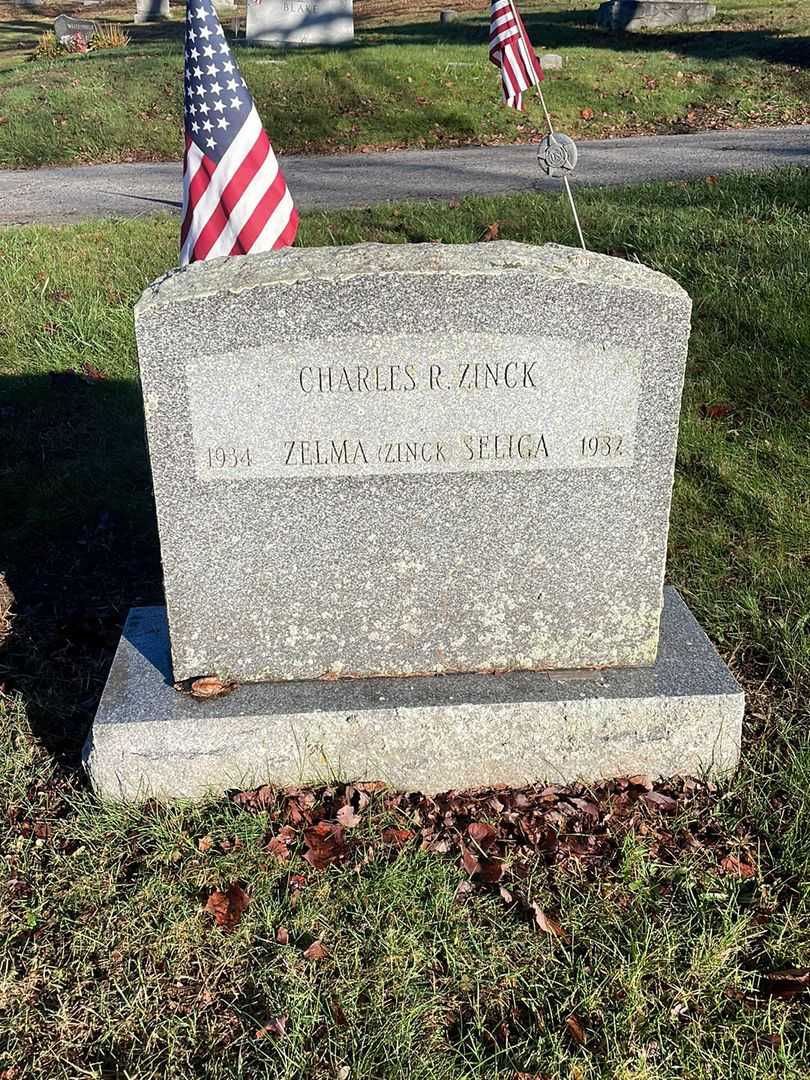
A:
[505,0,587,251]
[532,82,586,252]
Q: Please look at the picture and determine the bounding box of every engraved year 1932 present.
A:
[207,447,253,468]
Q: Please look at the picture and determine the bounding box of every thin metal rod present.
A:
[563,175,587,251]
[532,84,588,251]
[535,85,555,134]
[502,0,587,249]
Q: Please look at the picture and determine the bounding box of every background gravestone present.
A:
[246,0,354,45]
[135,0,170,23]
[85,242,744,799]
[597,1,716,30]
[54,14,99,41]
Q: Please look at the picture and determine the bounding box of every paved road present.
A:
[1,126,808,225]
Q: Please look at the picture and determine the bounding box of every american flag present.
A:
[489,0,544,111]
[181,1,298,265]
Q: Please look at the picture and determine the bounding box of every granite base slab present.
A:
[83,588,744,800]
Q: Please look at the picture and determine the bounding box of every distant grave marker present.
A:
[134,0,171,23]
[246,0,354,45]
[598,0,716,30]
[53,14,99,41]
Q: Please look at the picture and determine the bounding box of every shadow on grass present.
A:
[368,9,810,69]
[0,373,161,763]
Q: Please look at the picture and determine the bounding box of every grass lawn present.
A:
[0,0,808,167]
[1,169,809,1077]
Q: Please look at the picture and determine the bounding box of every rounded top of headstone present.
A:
[136,242,688,315]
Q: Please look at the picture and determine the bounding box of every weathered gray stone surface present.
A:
[135,242,691,683]
[597,0,716,31]
[246,0,354,45]
[134,0,170,22]
[53,13,99,40]
[541,53,563,70]
[83,589,744,800]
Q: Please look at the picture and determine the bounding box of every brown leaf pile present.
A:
[226,774,757,906]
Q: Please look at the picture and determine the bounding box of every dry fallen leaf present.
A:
[461,822,504,882]
[332,996,349,1027]
[303,821,347,869]
[643,790,679,814]
[530,902,567,939]
[565,1014,587,1045]
[381,826,414,848]
[175,675,237,699]
[255,1015,287,1038]
[720,854,756,879]
[303,940,329,961]
[467,822,497,848]
[758,969,810,1001]
[231,784,275,811]
[197,835,214,853]
[703,402,734,419]
[204,882,250,930]
[263,824,296,860]
[80,361,105,382]
[706,174,718,184]
[336,804,362,829]
[190,676,237,699]
[580,107,594,120]
[480,222,500,242]
[276,926,290,945]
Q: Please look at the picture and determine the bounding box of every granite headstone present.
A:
[134,0,170,23]
[85,242,744,798]
[54,14,99,41]
[246,0,354,45]
[597,1,716,30]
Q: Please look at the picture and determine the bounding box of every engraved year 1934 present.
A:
[207,447,253,468]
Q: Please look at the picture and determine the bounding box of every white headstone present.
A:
[246,0,354,45]
[134,0,170,22]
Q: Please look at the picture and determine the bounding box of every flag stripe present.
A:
[489,0,543,112]
[181,105,263,264]
[191,129,275,261]
[230,170,291,255]
[203,136,282,260]
[180,140,209,247]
